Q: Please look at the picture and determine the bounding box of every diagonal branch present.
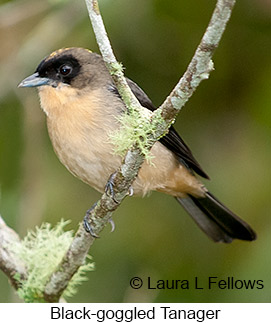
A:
[156,0,235,124]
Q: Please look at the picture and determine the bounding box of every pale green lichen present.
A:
[109,62,124,76]
[10,220,94,302]
[110,107,163,162]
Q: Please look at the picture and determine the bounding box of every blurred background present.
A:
[0,0,270,302]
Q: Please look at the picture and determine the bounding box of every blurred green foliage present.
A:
[0,0,270,302]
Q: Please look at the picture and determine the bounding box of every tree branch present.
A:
[43,0,236,302]
[156,0,235,124]
[0,216,27,290]
[0,0,236,302]
[84,0,143,113]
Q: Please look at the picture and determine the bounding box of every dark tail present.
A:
[177,192,256,243]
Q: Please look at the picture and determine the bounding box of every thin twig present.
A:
[42,0,236,302]
[84,0,143,113]
[154,0,236,124]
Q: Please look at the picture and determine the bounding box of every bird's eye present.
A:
[59,64,72,76]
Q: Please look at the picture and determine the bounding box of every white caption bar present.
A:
[0,303,268,322]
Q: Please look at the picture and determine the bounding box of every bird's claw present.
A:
[127,186,134,197]
[108,217,115,232]
[105,173,134,200]
[105,172,118,203]
[83,202,116,236]
[83,203,100,238]
[83,217,100,238]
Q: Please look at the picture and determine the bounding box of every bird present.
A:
[19,47,256,243]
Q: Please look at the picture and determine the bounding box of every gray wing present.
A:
[109,78,209,179]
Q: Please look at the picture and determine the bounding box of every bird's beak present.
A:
[18,72,51,88]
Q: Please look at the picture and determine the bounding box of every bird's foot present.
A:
[83,203,100,238]
[84,202,116,236]
[105,172,118,202]
[105,172,134,199]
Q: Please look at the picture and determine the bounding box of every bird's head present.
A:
[19,47,110,91]
[18,47,114,115]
